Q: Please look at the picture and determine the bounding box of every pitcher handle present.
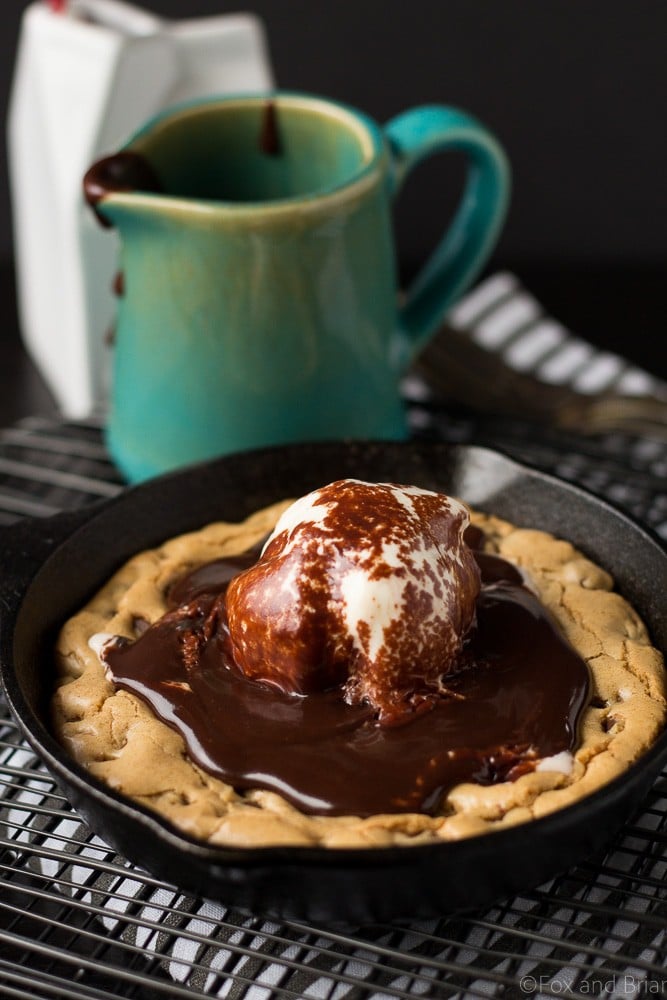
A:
[385,105,510,368]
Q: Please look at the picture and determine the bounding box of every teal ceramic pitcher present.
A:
[85,92,510,482]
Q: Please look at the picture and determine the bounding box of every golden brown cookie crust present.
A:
[52,501,666,848]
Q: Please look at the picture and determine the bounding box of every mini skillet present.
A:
[1,441,666,924]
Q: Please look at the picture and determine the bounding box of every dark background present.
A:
[1,0,666,422]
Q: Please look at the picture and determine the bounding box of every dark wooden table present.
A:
[0,259,664,430]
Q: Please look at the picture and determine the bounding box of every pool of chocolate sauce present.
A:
[102,530,590,818]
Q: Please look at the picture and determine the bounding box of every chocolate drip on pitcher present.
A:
[259,100,282,156]
[83,151,163,228]
[112,271,125,297]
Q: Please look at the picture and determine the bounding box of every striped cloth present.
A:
[446,272,666,398]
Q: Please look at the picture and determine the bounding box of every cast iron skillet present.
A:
[1,440,666,924]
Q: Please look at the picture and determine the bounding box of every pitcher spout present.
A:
[83,151,163,228]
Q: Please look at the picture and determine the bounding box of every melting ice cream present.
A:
[225,479,481,723]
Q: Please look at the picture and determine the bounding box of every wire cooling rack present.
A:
[0,409,666,1000]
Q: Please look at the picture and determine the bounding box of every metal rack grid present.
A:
[0,410,666,1000]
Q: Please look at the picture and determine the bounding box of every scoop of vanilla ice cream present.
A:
[225,479,480,723]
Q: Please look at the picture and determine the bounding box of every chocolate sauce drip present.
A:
[259,101,282,156]
[83,152,162,228]
[112,271,125,297]
[104,543,590,817]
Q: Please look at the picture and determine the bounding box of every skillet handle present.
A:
[0,506,103,616]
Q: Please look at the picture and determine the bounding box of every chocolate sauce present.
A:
[83,152,162,228]
[103,539,590,817]
[167,545,263,606]
[260,101,282,156]
[112,271,125,297]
